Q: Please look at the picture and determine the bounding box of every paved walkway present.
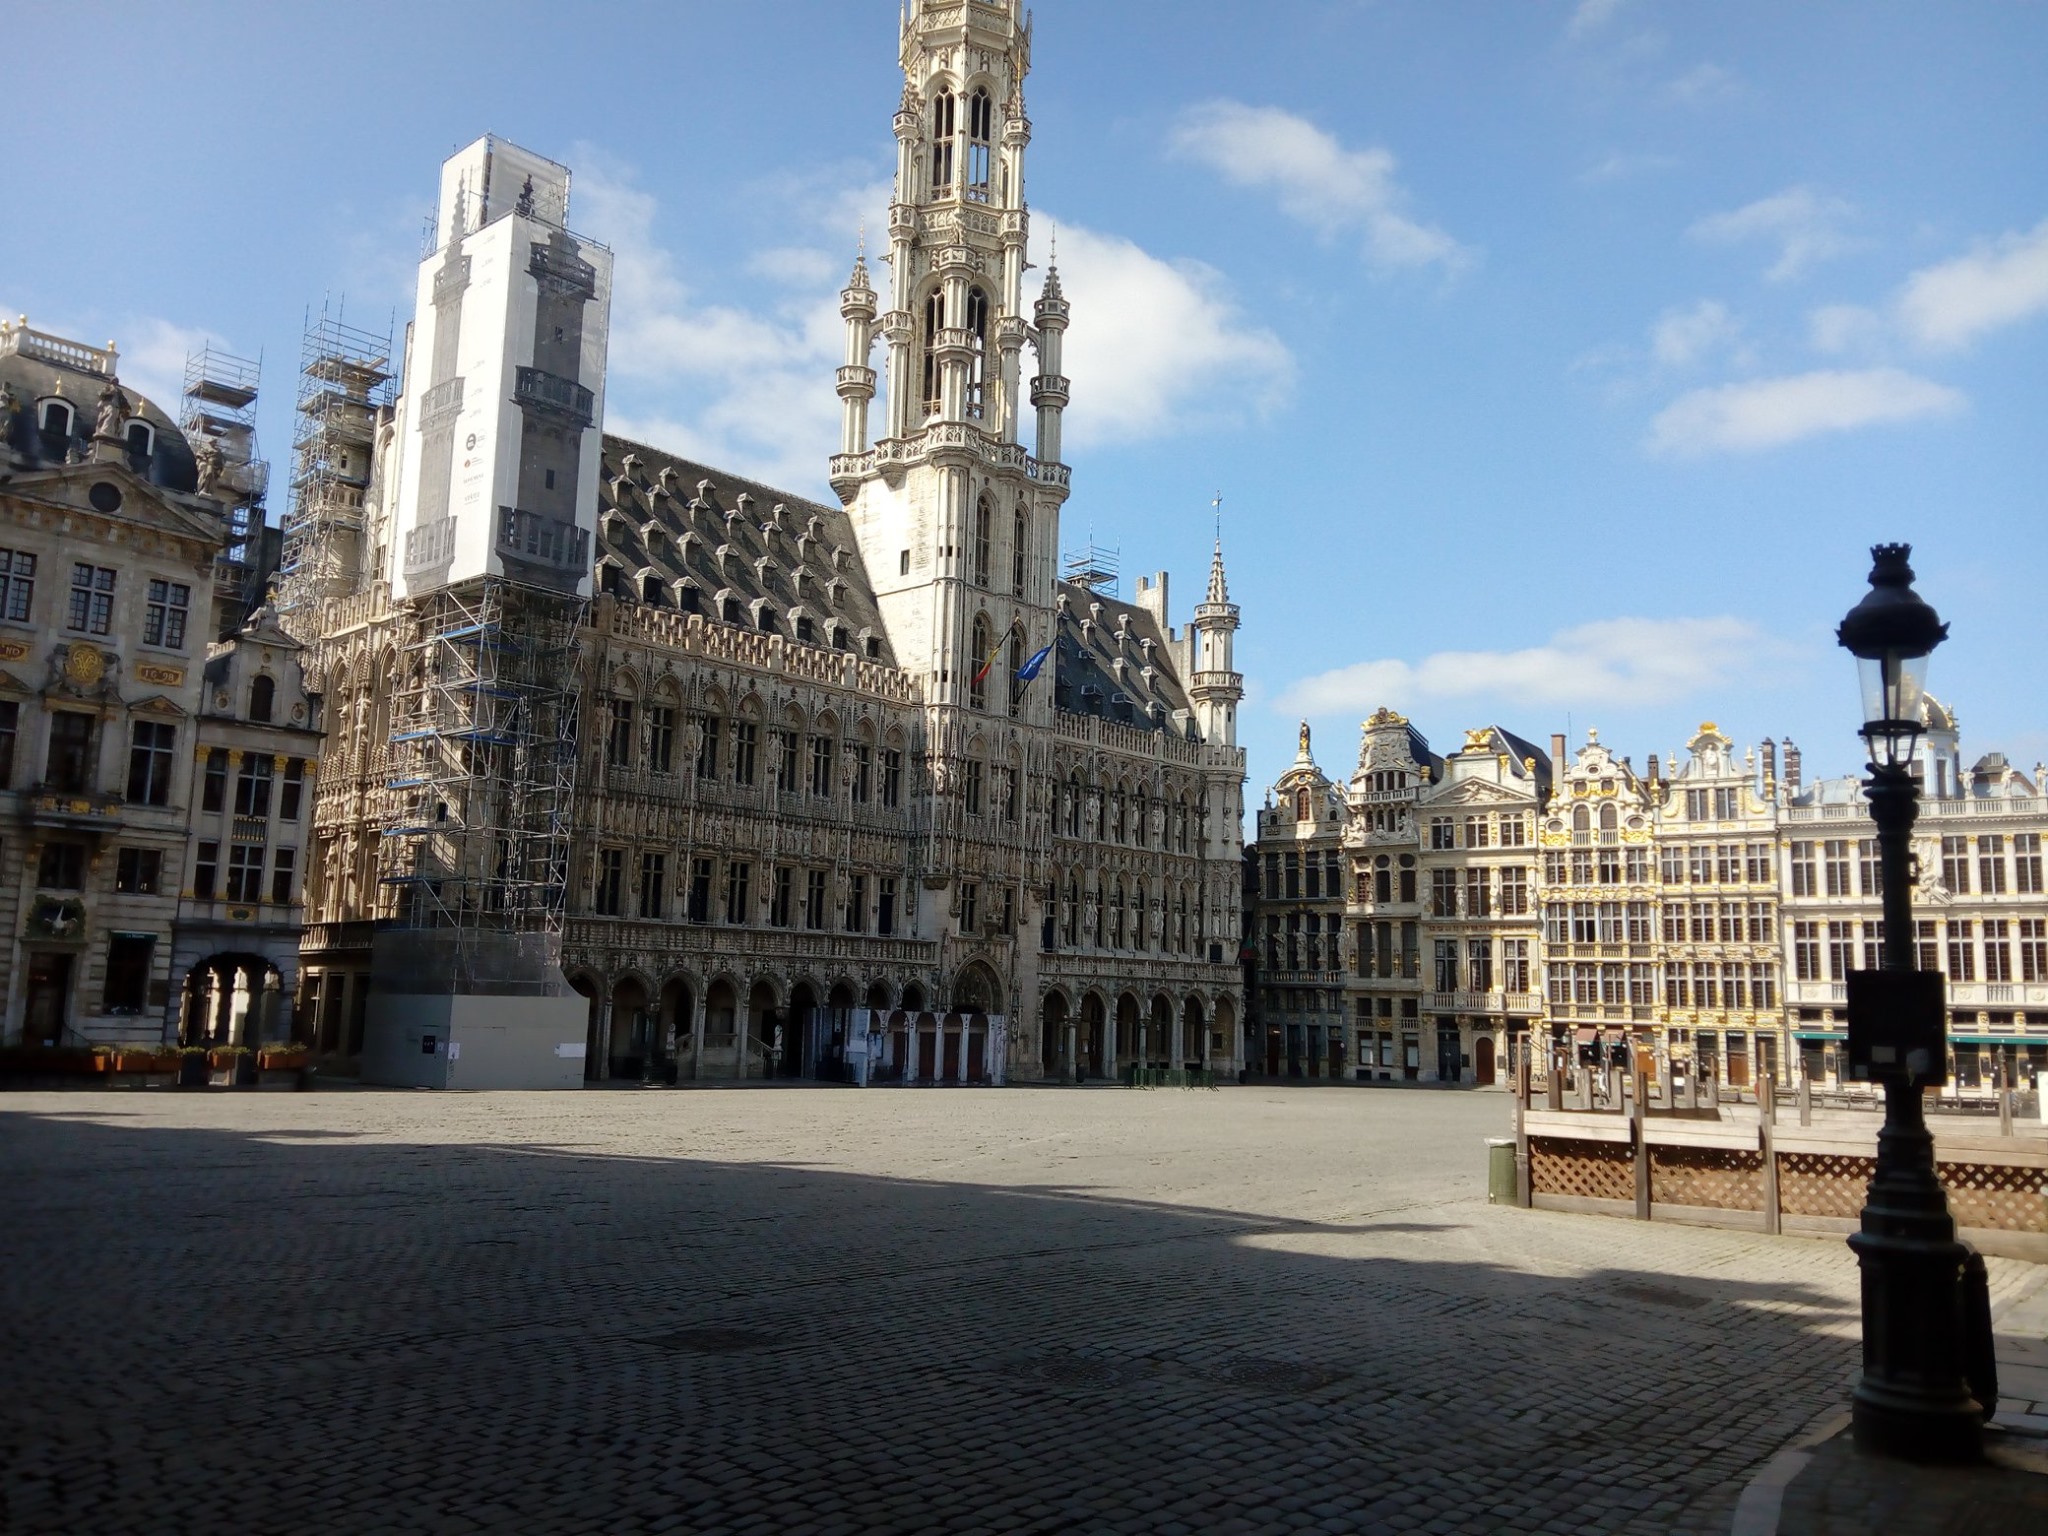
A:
[0,1086,2040,1535]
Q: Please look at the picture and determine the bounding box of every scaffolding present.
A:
[1061,538,1121,597]
[376,579,586,993]
[276,304,393,633]
[180,345,272,635]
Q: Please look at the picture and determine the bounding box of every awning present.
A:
[1793,1031,1846,1042]
[1952,1035,2047,1047]
[1574,1027,1597,1044]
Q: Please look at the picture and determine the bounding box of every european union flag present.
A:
[1015,642,1053,682]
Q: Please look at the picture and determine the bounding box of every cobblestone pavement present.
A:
[2,1085,2040,1536]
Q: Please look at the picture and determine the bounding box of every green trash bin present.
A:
[1486,1137,1517,1205]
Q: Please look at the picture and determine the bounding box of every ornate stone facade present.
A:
[293,0,1247,1081]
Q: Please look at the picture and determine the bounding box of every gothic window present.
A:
[1012,512,1026,595]
[1132,880,1148,950]
[921,290,945,417]
[969,614,992,710]
[973,497,992,587]
[965,286,989,420]
[1066,775,1081,837]
[966,87,993,201]
[1110,881,1125,948]
[1006,631,1023,716]
[1134,787,1148,848]
[929,88,956,192]
[881,745,903,808]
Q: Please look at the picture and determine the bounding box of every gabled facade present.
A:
[1,323,309,1050]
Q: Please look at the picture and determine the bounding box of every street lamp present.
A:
[1834,543,1986,1462]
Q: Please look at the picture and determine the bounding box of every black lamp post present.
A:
[1835,543,1983,1462]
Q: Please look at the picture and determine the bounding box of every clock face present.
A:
[64,642,104,687]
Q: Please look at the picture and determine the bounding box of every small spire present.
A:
[848,224,872,290]
[1206,513,1229,605]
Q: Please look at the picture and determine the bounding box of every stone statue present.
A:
[94,379,131,441]
[0,382,20,445]
[193,434,226,494]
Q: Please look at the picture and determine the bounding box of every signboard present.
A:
[1845,969,1948,1085]
[391,135,612,601]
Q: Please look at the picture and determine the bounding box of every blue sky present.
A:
[9,1,2045,806]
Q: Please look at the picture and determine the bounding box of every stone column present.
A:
[956,1018,969,1083]
[690,990,707,1083]
[1066,1020,1077,1083]
[595,997,613,1083]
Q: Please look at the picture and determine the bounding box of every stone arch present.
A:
[176,952,288,1051]
[950,959,1002,1016]
[659,970,696,1082]
[1149,993,1174,1066]
[1115,990,1142,1069]
[1039,988,1071,1078]
[1181,995,1207,1067]
[609,972,654,1080]
[864,978,894,1010]
[1079,990,1108,1079]
[747,977,784,1080]
[567,970,603,1080]
[901,980,928,1014]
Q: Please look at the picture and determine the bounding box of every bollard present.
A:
[1962,1248,1998,1421]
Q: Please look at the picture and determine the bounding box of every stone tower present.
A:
[1188,539,1243,746]
[830,0,1069,727]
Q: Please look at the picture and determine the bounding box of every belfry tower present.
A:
[830,0,1069,725]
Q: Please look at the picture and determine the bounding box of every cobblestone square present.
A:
[2,1086,2038,1535]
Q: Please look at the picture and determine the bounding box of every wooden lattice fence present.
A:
[1519,1107,2048,1261]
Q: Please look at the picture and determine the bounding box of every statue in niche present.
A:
[0,383,20,446]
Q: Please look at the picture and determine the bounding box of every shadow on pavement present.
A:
[0,1109,1863,1536]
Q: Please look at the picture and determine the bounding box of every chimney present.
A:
[1761,738,1778,788]
[1551,733,1567,772]
[1782,738,1802,794]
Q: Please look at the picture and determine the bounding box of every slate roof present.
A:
[593,436,896,667]
[1052,581,1191,735]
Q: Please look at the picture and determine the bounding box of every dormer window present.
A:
[967,88,994,202]
[249,675,276,723]
[124,420,155,462]
[930,89,956,192]
[38,399,73,454]
[796,616,815,644]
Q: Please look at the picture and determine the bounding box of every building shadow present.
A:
[0,1107,1864,1535]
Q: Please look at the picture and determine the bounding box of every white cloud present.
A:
[1690,186,1856,282]
[1050,223,1293,448]
[1650,299,1741,367]
[1666,63,1742,105]
[1567,0,1629,39]
[1807,303,1885,356]
[575,159,1290,486]
[1647,367,1964,456]
[1578,150,1677,185]
[1169,100,1473,274]
[1896,217,2048,351]
[1277,616,1778,716]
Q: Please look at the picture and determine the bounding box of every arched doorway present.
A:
[1040,992,1068,1077]
[865,980,892,1010]
[1149,994,1173,1067]
[660,976,694,1082]
[783,981,815,1079]
[1080,992,1107,1079]
[1182,996,1206,1069]
[610,976,651,1080]
[950,960,1001,1083]
[1475,1035,1497,1087]
[1115,992,1140,1076]
[902,981,927,1013]
[748,980,783,1079]
[1213,996,1239,1078]
[570,973,601,1081]
[705,977,739,1076]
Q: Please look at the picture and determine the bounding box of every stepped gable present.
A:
[1052,579,1192,734]
[594,435,896,667]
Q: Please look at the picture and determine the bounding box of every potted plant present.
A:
[88,1047,114,1074]
[257,1043,309,1072]
[177,1046,211,1087]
